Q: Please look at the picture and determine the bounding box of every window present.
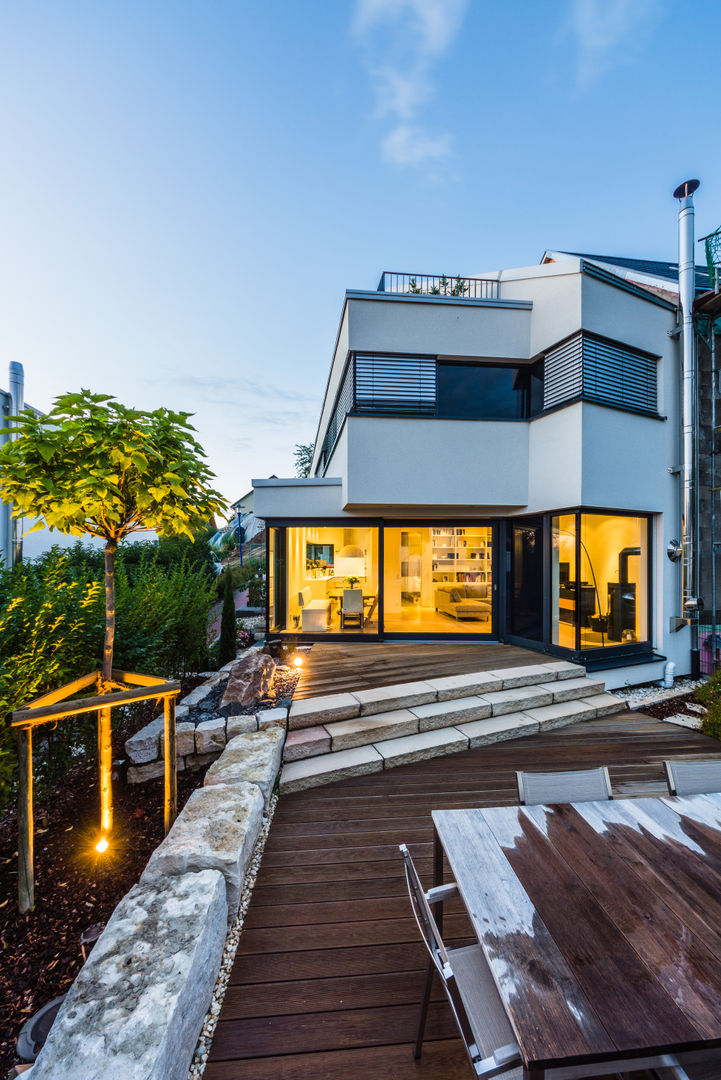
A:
[544,333,658,414]
[551,512,649,651]
[437,361,543,420]
[283,526,379,634]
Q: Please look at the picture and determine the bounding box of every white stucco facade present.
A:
[255,256,691,683]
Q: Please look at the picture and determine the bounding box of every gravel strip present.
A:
[187,791,279,1079]
[613,677,704,710]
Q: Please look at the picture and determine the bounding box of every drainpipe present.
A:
[674,179,702,677]
[8,362,24,567]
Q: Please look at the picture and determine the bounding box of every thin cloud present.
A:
[564,0,661,88]
[353,0,467,167]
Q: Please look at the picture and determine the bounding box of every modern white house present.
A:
[254,185,717,689]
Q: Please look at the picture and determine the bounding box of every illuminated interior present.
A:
[552,513,648,650]
[383,526,493,634]
[284,526,378,634]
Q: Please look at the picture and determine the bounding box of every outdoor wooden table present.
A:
[432,794,721,1080]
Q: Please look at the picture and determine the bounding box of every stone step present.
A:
[287,660,586,731]
[279,692,629,793]
[283,678,619,764]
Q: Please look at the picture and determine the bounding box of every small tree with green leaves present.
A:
[293,442,314,478]
[0,389,227,686]
[218,567,237,666]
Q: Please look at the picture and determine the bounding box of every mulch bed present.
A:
[634,692,697,721]
[0,676,209,1076]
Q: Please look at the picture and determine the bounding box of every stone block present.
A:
[353,681,437,716]
[141,783,263,921]
[125,717,164,765]
[161,722,196,758]
[375,728,468,769]
[31,869,227,1080]
[427,671,503,700]
[195,717,227,754]
[538,676,604,702]
[489,665,555,689]
[185,752,221,770]
[482,686,554,716]
[227,715,258,739]
[280,745,383,794]
[180,683,215,708]
[219,652,276,714]
[288,693,360,730]
[204,726,284,809]
[127,760,166,784]
[283,726,331,761]
[257,706,288,729]
[455,712,539,748]
[175,704,190,721]
[523,699,597,730]
[541,660,584,680]
[411,696,492,732]
[584,692,627,717]
[326,709,418,752]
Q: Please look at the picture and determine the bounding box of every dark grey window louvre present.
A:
[544,334,583,409]
[544,332,657,413]
[355,354,436,414]
[582,337,657,412]
[319,360,354,470]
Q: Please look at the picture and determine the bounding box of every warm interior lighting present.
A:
[95,836,109,854]
[293,653,304,668]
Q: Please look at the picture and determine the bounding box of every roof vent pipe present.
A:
[8,361,23,429]
[673,179,701,676]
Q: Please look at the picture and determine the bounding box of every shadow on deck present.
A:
[206,712,721,1079]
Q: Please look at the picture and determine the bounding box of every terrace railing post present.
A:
[17,726,34,913]
[98,705,113,836]
[164,695,177,833]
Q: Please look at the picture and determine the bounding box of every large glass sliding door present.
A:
[383,524,494,634]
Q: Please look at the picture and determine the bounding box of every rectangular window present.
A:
[284,526,379,634]
[437,362,544,420]
[383,525,493,634]
[354,354,436,414]
[579,513,649,650]
[543,333,657,415]
[551,515,578,649]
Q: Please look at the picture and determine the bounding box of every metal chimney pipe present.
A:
[673,179,701,676]
[7,362,24,566]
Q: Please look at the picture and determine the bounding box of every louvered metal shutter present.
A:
[543,334,583,410]
[582,337,657,412]
[354,354,436,414]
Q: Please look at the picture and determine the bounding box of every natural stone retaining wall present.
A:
[32,714,286,1079]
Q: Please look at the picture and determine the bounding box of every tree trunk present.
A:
[102,540,117,682]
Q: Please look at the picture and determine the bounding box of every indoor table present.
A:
[433,794,721,1080]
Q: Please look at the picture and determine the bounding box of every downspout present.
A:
[8,362,24,567]
[674,179,702,677]
[0,388,9,568]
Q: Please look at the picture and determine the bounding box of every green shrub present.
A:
[697,672,721,739]
[218,568,237,666]
[0,545,216,810]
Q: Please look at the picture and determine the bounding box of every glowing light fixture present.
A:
[335,544,365,577]
[293,653,304,668]
[95,836,109,854]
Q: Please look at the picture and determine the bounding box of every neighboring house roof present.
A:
[544,250,711,292]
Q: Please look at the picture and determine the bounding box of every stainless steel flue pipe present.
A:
[674,179,701,675]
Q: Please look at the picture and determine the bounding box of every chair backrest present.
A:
[342,588,363,614]
[665,759,721,796]
[517,766,612,806]
[298,586,312,609]
[399,844,448,970]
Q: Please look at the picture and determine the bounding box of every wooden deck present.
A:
[206,713,721,1079]
[294,641,549,699]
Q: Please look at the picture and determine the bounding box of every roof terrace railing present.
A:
[377,271,499,300]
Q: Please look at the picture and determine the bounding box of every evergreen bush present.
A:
[218,568,237,666]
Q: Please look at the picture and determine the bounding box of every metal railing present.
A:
[377,271,499,300]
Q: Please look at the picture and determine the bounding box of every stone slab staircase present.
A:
[279,660,627,793]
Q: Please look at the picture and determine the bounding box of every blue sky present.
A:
[1,0,720,511]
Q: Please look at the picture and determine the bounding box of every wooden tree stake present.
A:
[17,727,34,914]
[164,695,177,833]
[98,706,113,835]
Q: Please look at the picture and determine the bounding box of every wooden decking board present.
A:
[211,712,721,1077]
[293,641,554,698]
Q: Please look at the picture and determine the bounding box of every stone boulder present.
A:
[195,717,226,754]
[141,782,263,920]
[205,727,284,810]
[31,869,227,1080]
[219,651,276,715]
[125,717,164,765]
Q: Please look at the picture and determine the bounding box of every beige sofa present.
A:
[434,584,491,622]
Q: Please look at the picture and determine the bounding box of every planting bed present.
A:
[0,686,210,1077]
